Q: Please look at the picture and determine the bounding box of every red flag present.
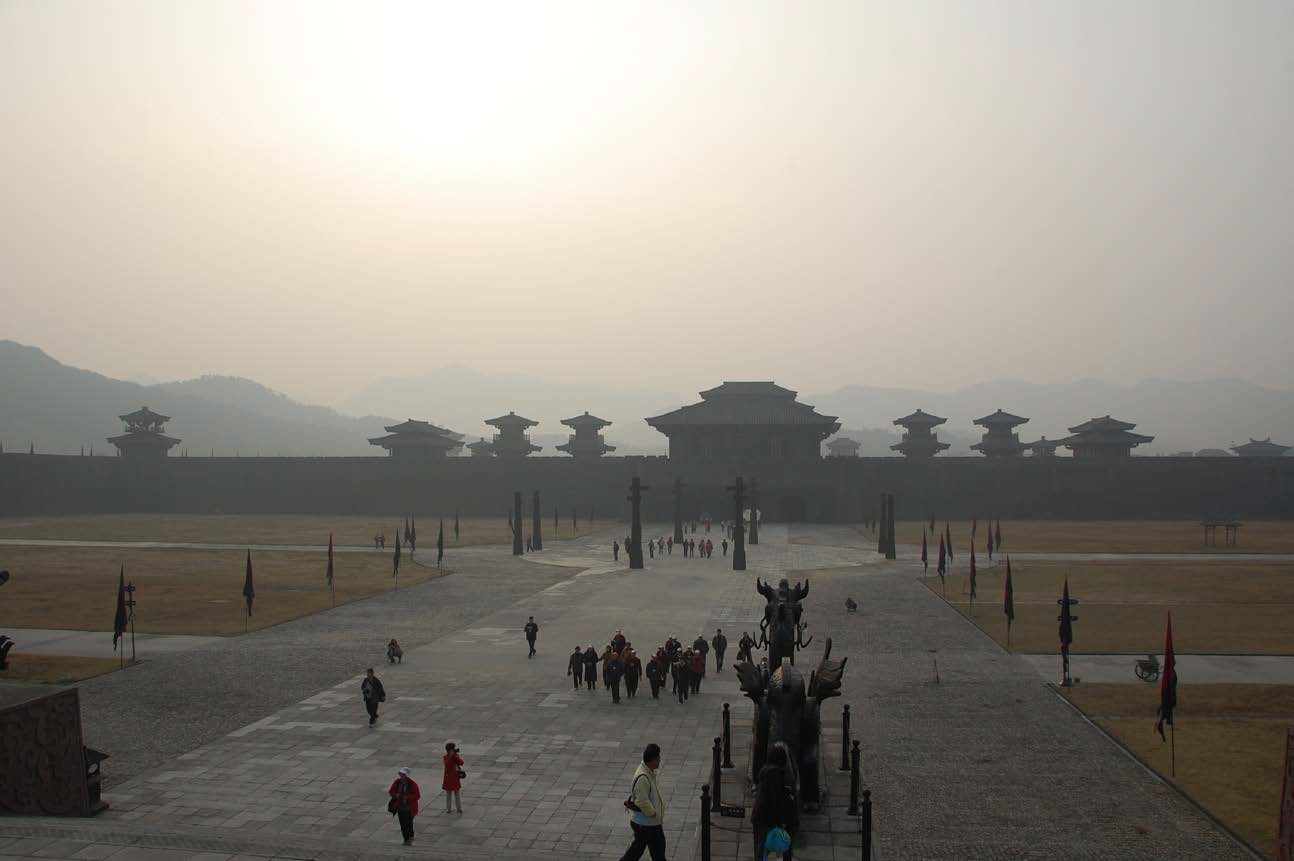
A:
[242,551,255,617]
[1156,612,1177,740]
[937,533,946,575]
[113,566,127,650]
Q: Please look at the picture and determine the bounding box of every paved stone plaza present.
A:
[0,525,1259,860]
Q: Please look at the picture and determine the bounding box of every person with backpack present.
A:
[387,767,420,845]
[361,668,386,726]
[619,743,667,861]
[751,742,798,861]
[442,742,465,814]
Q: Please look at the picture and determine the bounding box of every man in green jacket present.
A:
[619,743,666,861]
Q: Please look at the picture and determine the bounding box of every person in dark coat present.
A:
[722,539,729,556]
[737,632,756,664]
[361,667,386,726]
[646,651,666,699]
[582,646,599,690]
[692,635,709,678]
[524,616,539,658]
[711,629,728,672]
[388,767,421,845]
[624,647,642,699]
[568,646,585,690]
[674,652,691,703]
[613,541,620,561]
[607,651,624,704]
[750,742,798,861]
[612,630,627,653]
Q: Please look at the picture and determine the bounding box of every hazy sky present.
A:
[2,1,1292,406]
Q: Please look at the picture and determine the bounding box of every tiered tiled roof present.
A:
[646,382,839,431]
[1231,437,1291,457]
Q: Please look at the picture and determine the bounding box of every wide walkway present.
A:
[0,524,1259,860]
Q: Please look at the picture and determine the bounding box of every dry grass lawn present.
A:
[893,519,1294,554]
[0,545,446,636]
[923,559,1294,654]
[1065,683,1293,858]
[0,513,597,547]
[0,653,123,685]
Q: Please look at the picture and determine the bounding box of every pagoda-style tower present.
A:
[891,409,950,458]
[485,412,541,458]
[970,409,1029,457]
[556,412,615,458]
[1231,437,1291,458]
[645,382,839,461]
[107,407,180,458]
[1059,416,1154,459]
[368,419,461,459]
[824,437,861,458]
[1025,436,1060,457]
[467,437,494,457]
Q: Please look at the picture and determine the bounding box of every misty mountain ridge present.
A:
[2,339,1290,457]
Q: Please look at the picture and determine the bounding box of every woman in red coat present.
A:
[691,649,705,693]
[388,767,420,845]
[442,741,465,813]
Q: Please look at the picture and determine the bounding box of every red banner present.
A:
[1280,727,1294,861]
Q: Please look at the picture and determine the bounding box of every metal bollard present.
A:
[711,737,722,811]
[847,740,861,815]
[700,784,712,861]
[840,703,851,771]
[722,703,734,769]
[861,789,872,860]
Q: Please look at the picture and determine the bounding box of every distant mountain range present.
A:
[2,339,1290,456]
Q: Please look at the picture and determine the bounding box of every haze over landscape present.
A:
[3,1,1293,405]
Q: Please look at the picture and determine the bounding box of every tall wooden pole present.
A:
[727,476,747,571]
[532,490,543,551]
[627,477,649,569]
[748,479,760,545]
[512,492,524,556]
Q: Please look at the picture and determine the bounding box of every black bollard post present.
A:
[700,784,712,861]
[711,737,722,811]
[840,704,852,771]
[722,703,734,769]
[848,740,861,815]
[861,789,872,860]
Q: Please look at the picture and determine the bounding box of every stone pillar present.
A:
[513,492,524,556]
[532,490,543,551]
[627,476,648,569]
[728,476,747,571]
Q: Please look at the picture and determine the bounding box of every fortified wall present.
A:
[2,453,1291,521]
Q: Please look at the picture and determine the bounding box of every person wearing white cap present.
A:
[387,766,421,845]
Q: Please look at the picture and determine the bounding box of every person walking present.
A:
[583,645,600,690]
[388,767,421,845]
[568,645,585,690]
[674,652,691,703]
[722,538,729,556]
[607,650,624,704]
[600,644,615,689]
[738,631,756,664]
[646,651,665,699]
[619,743,667,861]
[624,647,641,699]
[524,616,539,658]
[666,536,673,555]
[693,634,709,678]
[613,540,620,561]
[612,629,627,652]
[442,742,465,814]
[648,540,655,559]
[705,538,714,558]
[751,743,798,861]
[690,648,704,694]
[361,668,386,726]
[712,629,728,672]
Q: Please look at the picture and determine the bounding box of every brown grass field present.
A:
[0,545,447,636]
[1,653,124,685]
[0,513,597,547]
[1065,683,1293,858]
[894,519,1294,554]
[923,559,1294,654]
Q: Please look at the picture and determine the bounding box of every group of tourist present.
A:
[611,535,730,561]
[560,628,739,705]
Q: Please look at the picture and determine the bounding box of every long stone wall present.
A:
[1,453,1291,521]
